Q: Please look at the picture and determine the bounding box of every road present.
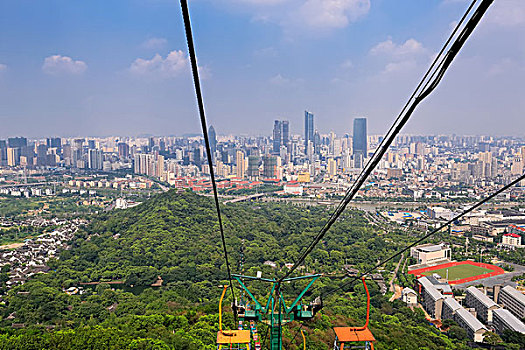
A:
[389,253,405,293]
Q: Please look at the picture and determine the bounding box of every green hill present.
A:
[0,190,518,349]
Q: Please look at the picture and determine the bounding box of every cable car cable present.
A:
[180,0,236,305]
[279,0,493,284]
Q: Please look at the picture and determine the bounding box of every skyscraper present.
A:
[88,149,103,170]
[273,120,282,154]
[353,117,367,168]
[118,142,130,159]
[236,150,246,178]
[46,137,61,152]
[281,121,289,151]
[209,125,217,155]
[263,154,277,178]
[304,111,314,151]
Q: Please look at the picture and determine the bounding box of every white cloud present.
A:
[341,59,353,69]
[486,0,525,28]
[370,38,426,58]
[129,50,209,79]
[42,55,87,75]
[235,0,289,4]
[298,0,370,29]
[141,37,168,50]
[269,73,290,85]
[269,73,302,86]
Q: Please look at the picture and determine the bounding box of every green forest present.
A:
[0,190,523,349]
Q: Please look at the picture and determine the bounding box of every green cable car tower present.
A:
[231,273,322,350]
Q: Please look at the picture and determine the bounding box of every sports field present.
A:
[409,261,505,285]
[420,264,492,281]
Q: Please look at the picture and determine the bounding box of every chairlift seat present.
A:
[217,330,251,345]
[334,327,375,343]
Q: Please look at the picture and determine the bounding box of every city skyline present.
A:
[1,1,525,137]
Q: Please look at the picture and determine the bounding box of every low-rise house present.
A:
[401,288,418,306]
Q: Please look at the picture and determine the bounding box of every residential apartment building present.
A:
[418,276,444,319]
[442,297,462,321]
[499,286,525,319]
[492,308,525,335]
[454,307,487,342]
[465,286,500,324]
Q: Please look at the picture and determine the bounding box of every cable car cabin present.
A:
[293,296,323,321]
[217,330,251,350]
[333,277,375,350]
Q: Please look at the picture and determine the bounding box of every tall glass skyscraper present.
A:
[272,120,290,155]
[304,111,314,151]
[353,117,367,168]
[208,125,217,155]
[272,120,282,154]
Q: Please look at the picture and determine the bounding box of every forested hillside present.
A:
[0,190,520,349]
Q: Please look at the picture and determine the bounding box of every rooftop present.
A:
[502,286,525,305]
[455,307,486,332]
[467,286,499,309]
[444,297,462,311]
[493,309,525,333]
[419,276,444,301]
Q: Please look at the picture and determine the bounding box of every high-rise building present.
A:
[353,117,367,168]
[7,137,27,148]
[118,142,130,159]
[236,150,246,178]
[0,140,7,165]
[36,144,48,166]
[7,147,19,166]
[88,149,103,170]
[304,111,314,151]
[46,137,61,152]
[209,126,217,155]
[273,120,282,154]
[263,154,277,178]
[272,120,290,155]
[247,155,260,178]
[328,158,337,178]
[281,121,289,151]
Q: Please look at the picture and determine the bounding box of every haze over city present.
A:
[1,0,525,138]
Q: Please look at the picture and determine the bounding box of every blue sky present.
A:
[0,0,524,138]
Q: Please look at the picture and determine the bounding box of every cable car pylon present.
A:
[230,273,322,350]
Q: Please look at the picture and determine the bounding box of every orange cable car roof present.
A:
[334,327,375,343]
[217,330,251,344]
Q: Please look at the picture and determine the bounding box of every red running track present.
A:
[409,260,505,285]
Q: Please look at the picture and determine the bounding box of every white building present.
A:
[492,308,525,335]
[499,286,525,319]
[465,286,500,324]
[410,243,451,265]
[454,307,487,342]
[401,287,418,306]
[502,233,522,247]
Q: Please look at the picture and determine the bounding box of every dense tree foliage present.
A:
[0,190,522,349]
